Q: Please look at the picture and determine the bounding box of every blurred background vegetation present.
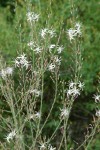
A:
[0,0,100,149]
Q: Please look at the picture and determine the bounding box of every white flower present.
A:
[40,28,48,39]
[27,41,35,50]
[96,110,100,117]
[60,108,69,119]
[68,81,76,89]
[67,28,76,41]
[34,47,42,53]
[29,89,41,97]
[5,130,16,143]
[6,67,13,75]
[34,112,41,119]
[67,81,83,98]
[14,59,20,67]
[75,22,82,36]
[71,87,80,97]
[48,144,56,150]
[35,90,41,97]
[27,12,39,23]
[78,81,84,90]
[54,56,61,65]
[48,63,55,71]
[48,29,56,38]
[67,89,73,97]
[93,94,100,103]
[67,22,82,42]
[14,53,30,69]
[17,53,26,60]
[57,46,64,54]
[29,112,41,120]
[49,44,56,49]
[28,42,42,53]
[40,28,56,39]
[49,44,56,53]
[29,114,34,119]
[39,143,46,150]
[0,69,6,79]
[0,67,13,79]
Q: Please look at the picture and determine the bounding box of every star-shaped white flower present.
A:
[71,87,80,97]
[78,81,84,90]
[5,130,16,143]
[93,94,100,103]
[39,143,46,150]
[96,110,100,117]
[14,53,30,69]
[40,28,48,39]
[48,63,55,71]
[27,12,39,23]
[48,29,56,38]
[34,47,42,53]
[48,144,56,150]
[57,45,64,54]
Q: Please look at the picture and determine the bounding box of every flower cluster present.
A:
[27,12,39,23]
[0,67,13,79]
[40,28,56,39]
[39,143,56,150]
[67,22,82,42]
[34,46,42,54]
[48,55,61,72]
[14,53,30,69]
[67,81,84,98]
[5,130,16,143]
[27,41,42,54]
[49,44,64,55]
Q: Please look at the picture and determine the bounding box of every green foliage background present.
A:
[0,0,100,149]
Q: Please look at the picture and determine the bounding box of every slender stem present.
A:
[39,72,58,136]
[76,119,99,150]
[48,120,62,143]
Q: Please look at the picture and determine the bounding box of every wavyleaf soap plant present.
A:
[0,0,99,150]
